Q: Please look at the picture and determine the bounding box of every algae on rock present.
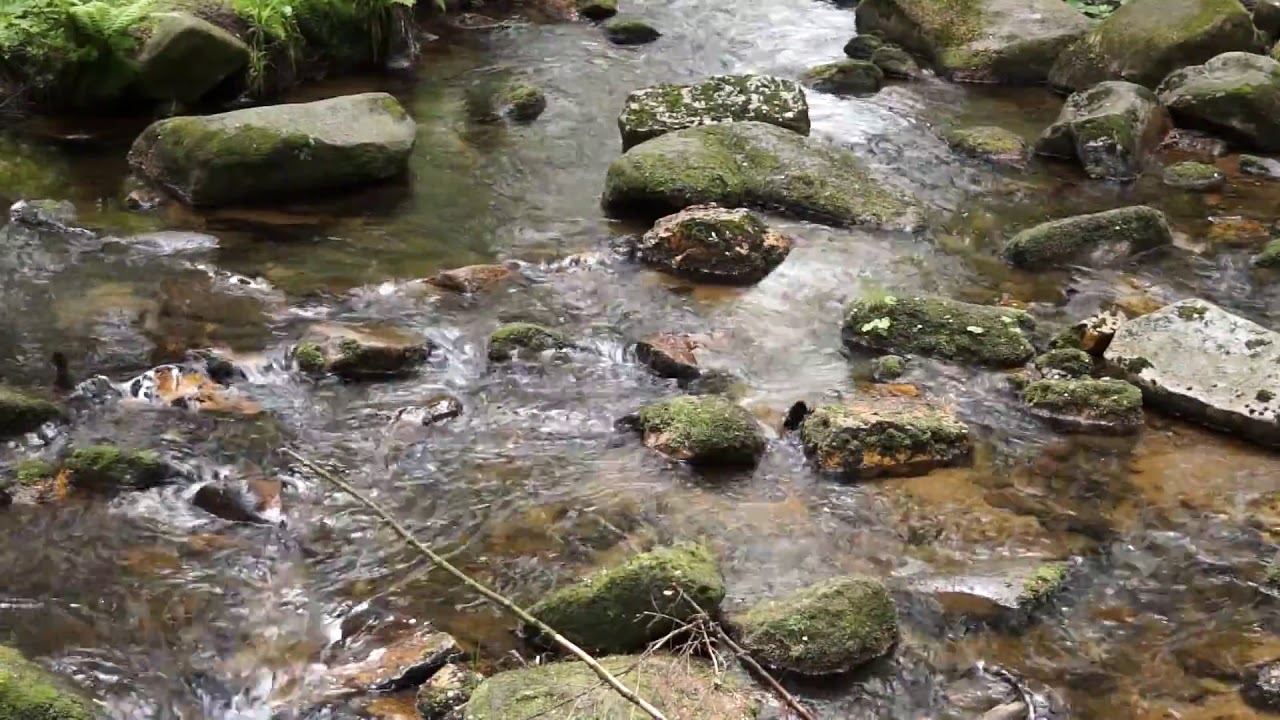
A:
[0,386,61,437]
[632,395,766,467]
[488,323,575,362]
[616,75,810,150]
[841,294,1035,368]
[0,645,93,720]
[635,205,792,284]
[1002,206,1173,269]
[798,399,972,479]
[1157,52,1280,153]
[1022,378,1144,434]
[1033,81,1170,181]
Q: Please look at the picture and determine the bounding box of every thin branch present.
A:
[282,448,669,720]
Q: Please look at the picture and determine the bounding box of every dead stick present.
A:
[282,448,669,720]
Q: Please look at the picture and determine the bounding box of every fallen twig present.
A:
[282,448,670,720]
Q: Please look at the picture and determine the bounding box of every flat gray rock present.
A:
[1106,299,1280,446]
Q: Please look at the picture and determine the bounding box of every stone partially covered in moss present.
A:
[943,125,1028,166]
[127,92,417,206]
[464,654,759,719]
[65,445,176,491]
[1002,206,1173,269]
[904,559,1071,627]
[616,75,810,150]
[1049,0,1260,92]
[871,45,920,78]
[871,355,906,382]
[844,34,885,60]
[577,0,618,20]
[855,0,1090,84]
[135,12,250,104]
[1033,348,1093,379]
[295,323,432,379]
[841,294,1035,368]
[500,83,547,122]
[1018,562,1069,607]
[1254,238,1280,267]
[523,544,726,654]
[416,663,481,720]
[604,121,919,228]
[604,17,661,45]
[731,577,898,676]
[1162,160,1226,191]
[798,399,972,479]
[1022,378,1144,434]
[632,395,765,467]
[800,59,884,95]
[0,386,61,437]
[636,205,792,284]
[488,323,575,362]
[1241,154,1280,179]
[1034,81,1170,180]
[0,645,93,720]
[1157,52,1280,153]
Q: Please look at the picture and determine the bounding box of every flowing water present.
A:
[2,0,1280,717]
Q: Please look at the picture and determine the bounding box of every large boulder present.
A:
[523,544,726,654]
[1049,0,1261,92]
[135,12,250,104]
[1157,52,1280,152]
[1022,378,1144,434]
[603,121,918,228]
[1002,206,1173,269]
[0,646,93,720]
[635,205,792,284]
[293,323,431,379]
[1105,299,1280,446]
[1033,81,1170,180]
[0,387,61,437]
[128,92,417,205]
[617,75,810,150]
[841,294,1036,368]
[464,654,760,719]
[796,399,972,479]
[630,395,766,467]
[854,0,1091,84]
[731,577,898,676]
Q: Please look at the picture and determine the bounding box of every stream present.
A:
[2,0,1280,718]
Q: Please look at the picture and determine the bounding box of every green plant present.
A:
[233,0,302,95]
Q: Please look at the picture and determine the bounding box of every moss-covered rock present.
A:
[1022,378,1144,433]
[632,395,765,466]
[294,323,431,379]
[416,663,481,720]
[1018,562,1070,607]
[1048,0,1260,92]
[603,121,918,228]
[1162,160,1226,190]
[871,45,921,78]
[603,17,661,45]
[1033,348,1093,378]
[0,646,93,720]
[523,544,726,654]
[1002,206,1173,269]
[855,0,1091,83]
[798,399,972,479]
[1240,153,1280,179]
[0,386,61,437]
[841,294,1035,368]
[731,577,898,675]
[128,92,417,206]
[1034,81,1170,180]
[1254,238,1280,267]
[844,33,886,60]
[65,445,176,491]
[135,12,250,104]
[1157,52,1280,153]
[943,125,1028,166]
[463,654,759,719]
[488,323,575,362]
[616,75,810,150]
[871,354,907,381]
[800,59,884,94]
[577,0,618,20]
[636,205,792,284]
[500,83,547,122]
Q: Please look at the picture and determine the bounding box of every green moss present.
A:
[1254,238,1280,268]
[844,34,885,59]
[799,402,971,478]
[1176,304,1208,320]
[524,544,725,654]
[841,294,1035,368]
[1162,161,1224,190]
[0,645,93,720]
[294,341,326,373]
[617,75,810,150]
[732,577,898,675]
[501,82,546,122]
[1259,389,1276,403]
[1017,562,1069,607]
[943,125,1027,159]
[635,395,765,466]
[488,322,574,362]
[0,387,61,437]
[1034,348,1093,378]
[1003,206,1172,269]
[577,0,617,19]
[14,460,54,486]
[1266,560,1280,588]
[65,445,172,490]
[870,354,906,381]
[800,59,884,94]
[603,18,660,45]
[1023,378,1143,427]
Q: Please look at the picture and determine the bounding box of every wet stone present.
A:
[394,395,463,427]
[870,45,920,78]
[294,324,431,380]
[634,332,700,379]
[331,626,462,692]
[616,74,810,150]
[1033,348,1093,379]
[841,294,1036,368]
[120,364,260,415]
[1162,161,1225,191]
[416,663,481,720]
[0,386,62,437]
[0,645,93,720]
[1254,238,1280,267]
[943,126,1028,167]
[1158,52,1280,153]
[1240,153,1280,179]
[424,263,516,293]
[797,398,972,479]
[635,205,792,284]
[1034,81,1170,180]
[576,0,617,20]
[843,34,884,60]
[801,59,884,95]
[1022,378,1144,434]
[64,445,178,492]
[901,560,1071,628]
[487,322,575,362]
[871,354,907,382]
[630,395,766,467]
[191,476,283,525]
[1051,309,1125,356]
[1002,206,1173,269]
[603,17,660,45]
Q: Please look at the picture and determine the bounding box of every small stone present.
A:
[903,560,1070,627]
[635,205,792,284]
[870,45,920,78]
[1022,378,1144,434]
[576,0,617,20]
[65,445,177,492]
[603,17,660,45]
[843,34,884,60]
[798,398,972,479]
[631,395,766,467]
[1161,161,1225,191]
[425,263,515,293]
[1243,662,1280,712]
[871,355,906,382]
[1033,348,1093,379]
[943,125,1028,166]
[294,324,431,380]
[501,83,546,122]
[331,626,461,692]
[395,395,463,426]
[1240,154,1280,179]
[801,59,884,94]
[488,322,575,362]
[982,703,1030,720]
[634,333,700,379]
[1253,238,1280,267]
[192,476,282,525]
[416,664,482,720]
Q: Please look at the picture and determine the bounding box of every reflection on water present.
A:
[1,0,1280,717]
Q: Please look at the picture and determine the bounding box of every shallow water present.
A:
[2,0,1280,718]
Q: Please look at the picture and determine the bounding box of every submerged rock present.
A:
[871,45,921,78]
[1048,0,1260,91]
[903,560,1070,627]
[1022,378,1144,434]
[616,75,810,150]
[871,354,907,382]
[1162,160,1225,190]
[1157,52,1280,152]
[192,476,282,525]
[603,17,661,45]
[424,263,516,293]
[463,654,758,719]
[634,333,701,379]
[1033,349,1093,379]
[499,83,547,122]
[523,543,725,654]
[1002,206,1173,269]
[294,324,431,379]
[635,205,792,284]
[128,93,416,206]
[800,59,884,95]
[731,577,898,676]
[797,398,972,479]
[64,445,177,492]
[943,125,1028,166]
[1243,662,1280,712]
[416,663,481,720]
[631,395,765,467]
[1105,299,1280,446]
[487,322,575,362]
[135,12,249,104]
[604,121,918,227]
[0,387,61,437]
[1033,82,1169,180]
[841,294,1036,368]
[1240,153,1280,179]
[0,645,93,720]
[855,0,1090,83]
[331,626,461,692]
